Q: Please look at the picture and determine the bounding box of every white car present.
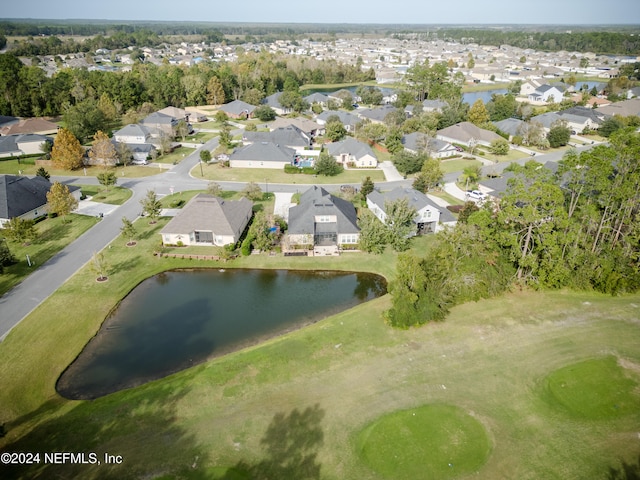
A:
[466,190,487,201]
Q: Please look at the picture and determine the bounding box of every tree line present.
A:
[386,129,640,328]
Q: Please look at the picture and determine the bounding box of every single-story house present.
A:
[263,92,291,116]
[243,125,312,150]
[402,132,457,158]
[140,112,187,137]
[0,134,53,158]
[0,175,81,228]
[366,187,446,235]
[325,137,378,168]
[160,194,252,247]
[529,112,563,131]
[229,142,296,169]
[357,105,401,125]
[557,106,609,130]
[218,100,257,119]
[113,124,153,144]
[304,92,330,108]
[157,106,192,123]
[315,110,360,132]
[597,97,640,118]
[0,118,58,136]
[493,118,526,140]
[436,122,504,147]
[286,186,360,255]
[270,117,323,137]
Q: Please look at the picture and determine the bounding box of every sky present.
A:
[1,0,638,25]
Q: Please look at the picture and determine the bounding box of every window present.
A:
[194,231,213,244]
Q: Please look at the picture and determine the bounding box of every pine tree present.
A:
[120,217,137,246]
[51,128,84,170]
[206,76,226,105]
[46,181,78,223]
[140,190,162,223]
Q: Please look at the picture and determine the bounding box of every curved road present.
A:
[0,140,595,340]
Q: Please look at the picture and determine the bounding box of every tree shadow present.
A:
[608,455,640,480]
[0,384,208,479]
[221,404,325,480]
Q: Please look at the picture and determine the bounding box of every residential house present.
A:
[530,112,563,131]
[557,106,609,130]
[327,89,355,106]
[528,84,565,104]
[140,111,187,137]
[0,118,59,136]
[262,92,291,116]
[366,186,446,235]
[325,137,378,168]
[315,110,360,132]
[357,105,400,125]
[304,92,330,108]
[158,106,195,123]
[0,175,80,228]
[243,125,312,150]
[493,118,526,140]
[0,134,52,159]
[270,117,323,138]
[112,124,156,163]
[597,97,640,118]
[519,79,544,97]
[436,122,504,147]
[286,186,360,255]
[229,142,296,169]
[401,132,457,158]
[160,194,252,247]
[218,100,257,119]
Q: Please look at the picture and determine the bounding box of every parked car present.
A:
[466,190,487,201]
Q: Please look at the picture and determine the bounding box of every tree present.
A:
[46,181,78,222]
[207,182,222,196]
[140,190,162,223]
[547,122,571,148]
[486,94,518,121]
[4,217,37,245]
[413,157,443,193]
[254,105,276,122]
[248,211,275,251]
[200,149,212,164]
[35,167,50,181]
[325,121,347,142]
[206,76,226,105]
[468,99,490,126]
[96,171,117,192]
[51,127,84,170]
[385,198,417,252]
[358,122,387,145]
[0,239,15,273]
[115,141,133,166]
[457,201,480,223]
[361,176,375,198]
[89,130,118,167]
[356,85,383,106]
[63,98,108,143]
[314,152,343,176]
[357,210,388,254]
[278,91,309,113]
[385,127,404,154]
[392,150,426,175]
[517,121,547,148]
[214,110,229,124]
[490,138,510,155]
[599,117,624,137]
[176,119,190,142]
[91,251,108,281]
[242,182,263,201]
[218,125,233,148]
[120,217,137,246]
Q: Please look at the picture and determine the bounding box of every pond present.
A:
[57,269,387,400]
[463,88,509,105]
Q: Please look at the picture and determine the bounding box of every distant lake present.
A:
[463,89,509,105]
[57,269,387,400]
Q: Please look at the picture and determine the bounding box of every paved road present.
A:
[0,140,589,340]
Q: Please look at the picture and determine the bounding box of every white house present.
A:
[528,84,565,104]
[325,137,378,168]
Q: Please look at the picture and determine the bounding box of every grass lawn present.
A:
[184,131,217,143]
[0,218,639,479]
[160,190,275,215]
[430,190,466,206]
[0,214,99,296]
[194,162,386,185]
[476,148,530,163]
[0,159,163,178]
[440,158,482,174]
[154,146,196,164]
[76,185,132,205]
[356,404,491,479]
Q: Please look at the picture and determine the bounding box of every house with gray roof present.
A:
[0,175,80,227]
[229,142,296,169]
[436,122,504,147]
[493,118,526,139]
[530,112,563,131]
[401,133,457,159]
[326,137,377,168]
[270,117,323,137]
[0,134,52,158]
[315,110,360,132]
[528,84,565,104]
[304,92,330,108]
[558,106,609,130]
[160,194,252,247]
[263,92,291,116]
[218,100,257,119]
[597,97,640,118]
[366,186,448,235]
[286,185,360,255]
[243,125,312,150]
[357,105,400,125]
[112,124,157,162]
[140,112,181,136]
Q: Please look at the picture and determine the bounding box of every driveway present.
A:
[75,198,120,217]
[273,192,294,221]
[379,161,404,182]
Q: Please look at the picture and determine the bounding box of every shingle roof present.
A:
[270,117,321,135]
[402,132,452,153]
[0,134,51,155]
[0,175,52,219]
[113,124,152,138]
[160,194,252,238]
[243,125,311,148]
[326,137,376,160]
[0,118,58,136]
[229,142,295,163]
[141,112,177,126]
[358,105,399,123]
[437,122,503,144]
[367,187,441,216]
[316,110,360,126]
[493,118,525,137]
[219,100,257,116]
[288,186,359,235]
[304,92,330,104]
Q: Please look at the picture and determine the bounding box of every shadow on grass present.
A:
[218,404,325,480]
[608,455,640,480]
[0,385,206,480]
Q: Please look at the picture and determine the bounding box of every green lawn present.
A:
[183,131,217,143]
[77,185,132,205]
[429,190,465,206]
[160,190,275,215]
[476,148,530,163]
[0,159,164,178]
[194,162,386,185]
[0,214,99,296]
[154,146,196,164]
[440,158,482,174]
[0,217,639,479]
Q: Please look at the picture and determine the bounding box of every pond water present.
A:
[463,89,509,105]
[57,269,387,400]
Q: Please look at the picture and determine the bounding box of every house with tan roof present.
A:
[0,118,58,136]
[436,122,504,147]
